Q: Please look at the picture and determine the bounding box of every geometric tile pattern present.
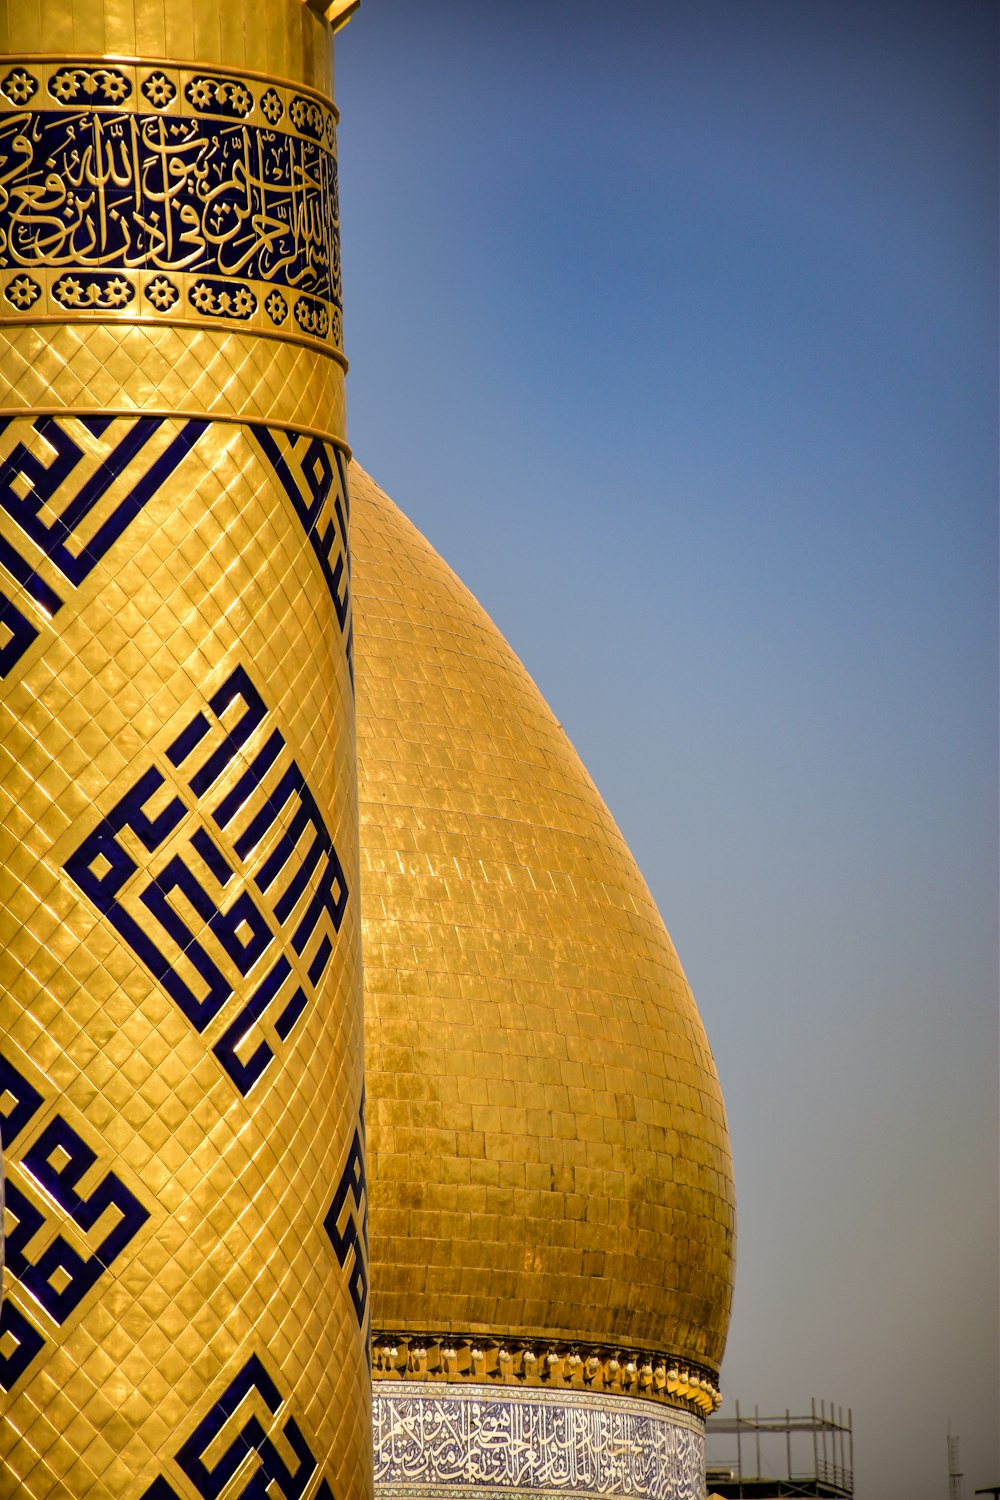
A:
[1,7,370,1500]
[0,416,353,681]
[0,1049,151,1393]
[0,415,206,677]
[325,1092,369,1332]
[141,1353,335,1500]
[372,1384,705,1500]
[0,419,368,1500]
[349,465,734,1372]
[64,664,350,1096]
[248,428,353,681]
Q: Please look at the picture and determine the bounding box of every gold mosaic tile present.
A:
[0,3,370,1498]
[1,0,334,98]
[0,327,347,441]
[350,463,736,1376]
[1,417,368,1500]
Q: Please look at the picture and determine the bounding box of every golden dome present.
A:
[351,462,735,1376]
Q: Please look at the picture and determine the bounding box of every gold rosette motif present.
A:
[0,4,369,1500]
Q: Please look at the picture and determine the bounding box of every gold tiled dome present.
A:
[351,462,735,1378]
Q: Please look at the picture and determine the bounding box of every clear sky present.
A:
[335,4,999,1496]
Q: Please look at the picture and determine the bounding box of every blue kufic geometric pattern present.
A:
[64,665,350,1096]
[141,1353,335,1500]
[0,1051,151,1392]
[324,1092,368,1330]
[249,425,353,683]
[0,414,207,677]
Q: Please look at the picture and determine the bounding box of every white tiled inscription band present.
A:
[373,1383,704,1500]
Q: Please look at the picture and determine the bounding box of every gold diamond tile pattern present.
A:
[1,414,369,1500]
[349,462,736,1375]
[1,8,371,1498]
[0,325,347,444]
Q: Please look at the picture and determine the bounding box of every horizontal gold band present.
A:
[371,1334,723,1418]
[0,322,348,440]
[0,305,346,367]
[0,0,334,98]
[0,403,352,450]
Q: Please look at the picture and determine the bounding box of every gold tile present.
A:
[353,463,735,1381]
[0,11,369,1498]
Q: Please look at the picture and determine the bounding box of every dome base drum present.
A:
[373,1384,705,1500]
[372,1336,721,1417]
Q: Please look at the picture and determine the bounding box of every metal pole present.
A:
[786,1409,792,1482]
[839,1404,845,1489]
[736,1397,742,1496]
[755,1404,762,1480]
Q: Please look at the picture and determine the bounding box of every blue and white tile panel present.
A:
[372,1383,704,1500]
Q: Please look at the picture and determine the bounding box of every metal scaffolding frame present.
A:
[705,1399,854,1499]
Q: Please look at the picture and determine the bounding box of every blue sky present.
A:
[336,4,998,1494]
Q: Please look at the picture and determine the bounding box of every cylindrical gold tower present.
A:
[0,5,369,1499]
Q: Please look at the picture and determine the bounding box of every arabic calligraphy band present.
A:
[0,5,369,1500]
[371,1386,706,1500]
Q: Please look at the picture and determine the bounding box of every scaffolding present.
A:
[948,1425,963,1500]
[705,1400,853,1499]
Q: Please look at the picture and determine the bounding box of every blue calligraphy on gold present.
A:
[0,109,340,305]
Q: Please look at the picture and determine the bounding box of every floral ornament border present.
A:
[0,268,342,354]
[0,60,337,151]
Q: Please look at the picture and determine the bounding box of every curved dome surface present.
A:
[350,462,735,1372]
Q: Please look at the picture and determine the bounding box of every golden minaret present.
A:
[0,4,370,1499]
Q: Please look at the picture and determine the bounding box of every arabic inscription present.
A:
[372,1387,704,1500]
[0,62,342,350]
